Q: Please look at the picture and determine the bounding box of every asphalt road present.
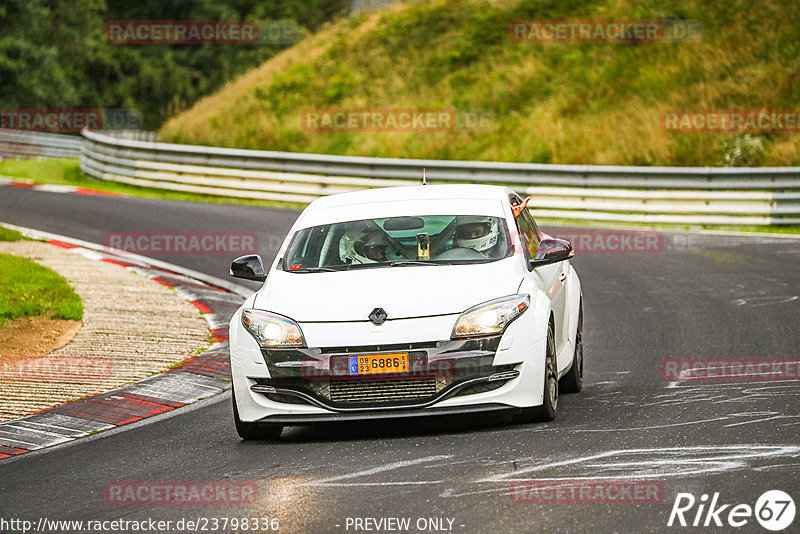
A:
[1,187,799,533]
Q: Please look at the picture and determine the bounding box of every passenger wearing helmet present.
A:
[453,216,499,257]
[339,228,395,264]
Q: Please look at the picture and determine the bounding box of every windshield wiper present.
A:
[390,261,443,267]
[296,266,340,273]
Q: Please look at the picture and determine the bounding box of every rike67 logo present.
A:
[668,490,795,531]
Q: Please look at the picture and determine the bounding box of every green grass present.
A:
[160,0,800,167]
[0,158,82,185]
[0,227,27,242]
[0,253,83,328]
[0,158,306,210]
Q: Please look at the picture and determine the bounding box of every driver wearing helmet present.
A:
[339,228,394,264]
[453,216,499,257]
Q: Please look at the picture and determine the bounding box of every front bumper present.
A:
[250,337,518,411]
[230,299,550,424]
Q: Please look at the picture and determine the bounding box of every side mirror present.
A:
[529,236,574,267]
[230,254,267,281]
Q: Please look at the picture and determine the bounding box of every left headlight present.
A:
[452,294,530,339]
[241,309,305,347]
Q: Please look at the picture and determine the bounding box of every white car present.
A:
[228,184,583,440]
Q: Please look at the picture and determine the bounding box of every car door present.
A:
[513,199,570,357]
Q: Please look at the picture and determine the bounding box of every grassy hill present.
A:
[160,0,800,166]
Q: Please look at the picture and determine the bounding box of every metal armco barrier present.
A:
[7,128,800,225]
[0,129,83,159]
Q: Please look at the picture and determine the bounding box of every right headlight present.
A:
[452,294,530,338]
[241,309,305,347]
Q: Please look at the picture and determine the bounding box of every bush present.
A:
[722,134,766,167]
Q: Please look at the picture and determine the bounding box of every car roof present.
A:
[306,184,517,210]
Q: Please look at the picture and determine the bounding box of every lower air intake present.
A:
[318,378,444,404]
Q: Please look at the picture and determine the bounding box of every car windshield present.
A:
[282,215,512,271]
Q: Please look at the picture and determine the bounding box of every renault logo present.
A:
[369,308,388,325]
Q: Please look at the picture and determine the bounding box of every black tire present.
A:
[560,299,584,394]
[514,322,558,423]
[232,388,283,441]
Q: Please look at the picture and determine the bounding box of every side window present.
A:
[284,226,329,269]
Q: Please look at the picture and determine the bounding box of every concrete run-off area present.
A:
[0,240,212,421]
[0,227,245,459]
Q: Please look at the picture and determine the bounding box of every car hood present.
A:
[254,261,522,322]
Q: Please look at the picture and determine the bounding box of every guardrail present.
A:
[0,129,83,159]
[5,128,800,225]
[80,129,800,225]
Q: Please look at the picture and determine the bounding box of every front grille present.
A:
[319,341,438,354]
[313,378,446,404]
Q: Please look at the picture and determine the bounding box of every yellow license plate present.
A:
[349,353,409,375]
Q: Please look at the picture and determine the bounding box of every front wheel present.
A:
[560,298,583,394]
[513,322,558,423]
[232,389,283,441]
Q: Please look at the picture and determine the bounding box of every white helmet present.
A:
[453,216,499,255]
[339,228,392,264]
